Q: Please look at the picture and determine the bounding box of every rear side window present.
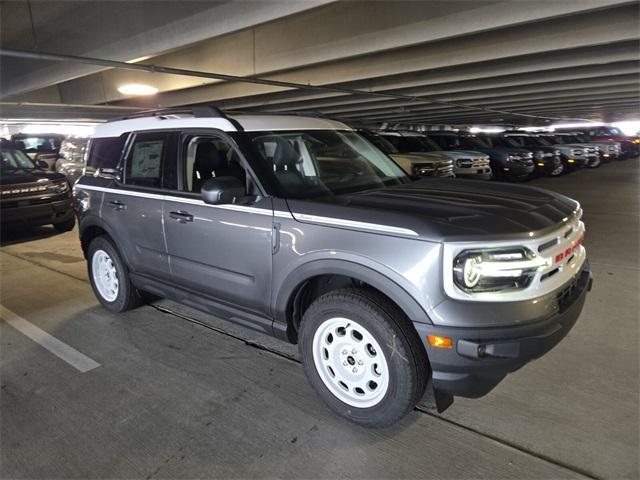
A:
[124,131,177,189]
[86,136,126,170]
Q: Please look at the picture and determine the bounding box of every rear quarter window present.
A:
[86,136,126,170]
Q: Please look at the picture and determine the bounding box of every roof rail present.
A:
[108,104,244,131]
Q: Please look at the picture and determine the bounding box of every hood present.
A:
[0,168,65,186]
[438,150,488,159]
[558,143,595,148]
[286,178,579,242]
[466,146,532,158]
[390,152,451,164]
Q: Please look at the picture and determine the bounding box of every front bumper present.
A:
[0,196,74,227]
[502,163,535,179]
[414,262,592,398]
[535,158,562,175]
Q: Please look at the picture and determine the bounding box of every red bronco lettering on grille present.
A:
[554,233,584,264]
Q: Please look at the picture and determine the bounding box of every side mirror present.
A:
[36,160,49,169]
[201,177,245,205]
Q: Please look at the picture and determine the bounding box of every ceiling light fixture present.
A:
[117,84,159,95]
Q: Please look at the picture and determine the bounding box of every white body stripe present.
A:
[74,184,418,236]
[292,213,419,236]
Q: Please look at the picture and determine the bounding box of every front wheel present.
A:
[549,162,565,177]
[587,156,601,168]
[299,288,429,428]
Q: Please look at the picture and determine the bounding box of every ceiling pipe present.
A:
[0,47,593,122]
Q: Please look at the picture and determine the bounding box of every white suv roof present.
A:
[92,113,351,139]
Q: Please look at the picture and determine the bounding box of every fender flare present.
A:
[79,215,131,265]
[274,258,433,329]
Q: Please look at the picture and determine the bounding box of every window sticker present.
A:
[131,140,163,178]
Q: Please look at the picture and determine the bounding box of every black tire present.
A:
[298,287,429,428]
[53,216,76,232]
[587,156,601,168]
[87,235,142,313]
[548,162,565,177]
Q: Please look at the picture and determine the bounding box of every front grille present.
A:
[1,183,49,197]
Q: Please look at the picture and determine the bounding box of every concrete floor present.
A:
[1,160,638,479]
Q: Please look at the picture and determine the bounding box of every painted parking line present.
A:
[0,304,100,373]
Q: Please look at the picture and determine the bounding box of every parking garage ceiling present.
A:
[1,0,638,126]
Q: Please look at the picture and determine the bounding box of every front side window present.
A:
[240,130,408,198]
[183,137,246,193]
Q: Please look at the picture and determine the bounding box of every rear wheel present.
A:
[88,236,141,313]
[299,288,429,428]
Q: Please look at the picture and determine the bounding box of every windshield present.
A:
[458,135,489,149]
[1,149,37,170]
[537,136,557,146]
[608,127,622,135]
[360,132,399,154]
[242,130,409,198]
[383,134,439,153]
[484,136,521,148]
[13,135,62,153]
[501,135,528,148]
[573,133,591,142]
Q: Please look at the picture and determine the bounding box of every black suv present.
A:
[1,144,75,231]
[482,133,565,177]
[425,131,535,181]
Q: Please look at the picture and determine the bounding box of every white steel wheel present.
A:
[91,249,119,302]
[312,317,390,408]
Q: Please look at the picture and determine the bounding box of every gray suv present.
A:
[75,107,592,427]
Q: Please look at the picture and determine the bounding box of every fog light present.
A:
[568,159,575,163]
[428,335,453,349]
[603,153,610,157]
[537,162,545,166]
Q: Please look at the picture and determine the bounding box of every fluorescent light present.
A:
[20,123,96,136]
[469,126,505,133]
[117,84,159,96]
[611,120,640,136]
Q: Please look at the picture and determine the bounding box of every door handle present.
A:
[108,200,126,211]
[169,210,194,223]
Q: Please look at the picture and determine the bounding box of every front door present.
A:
[163,132,273,322]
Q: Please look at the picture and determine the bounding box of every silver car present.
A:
[75,108,591,427]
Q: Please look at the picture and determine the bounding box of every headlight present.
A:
[453,248,549,293]
[49,180,69,194]
[414,165,434,176]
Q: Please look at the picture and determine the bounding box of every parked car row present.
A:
[8,133,88,185]
[357,128,638,182]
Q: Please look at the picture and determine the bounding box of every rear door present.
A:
[162,131,273,321]
[101,131,177,280]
